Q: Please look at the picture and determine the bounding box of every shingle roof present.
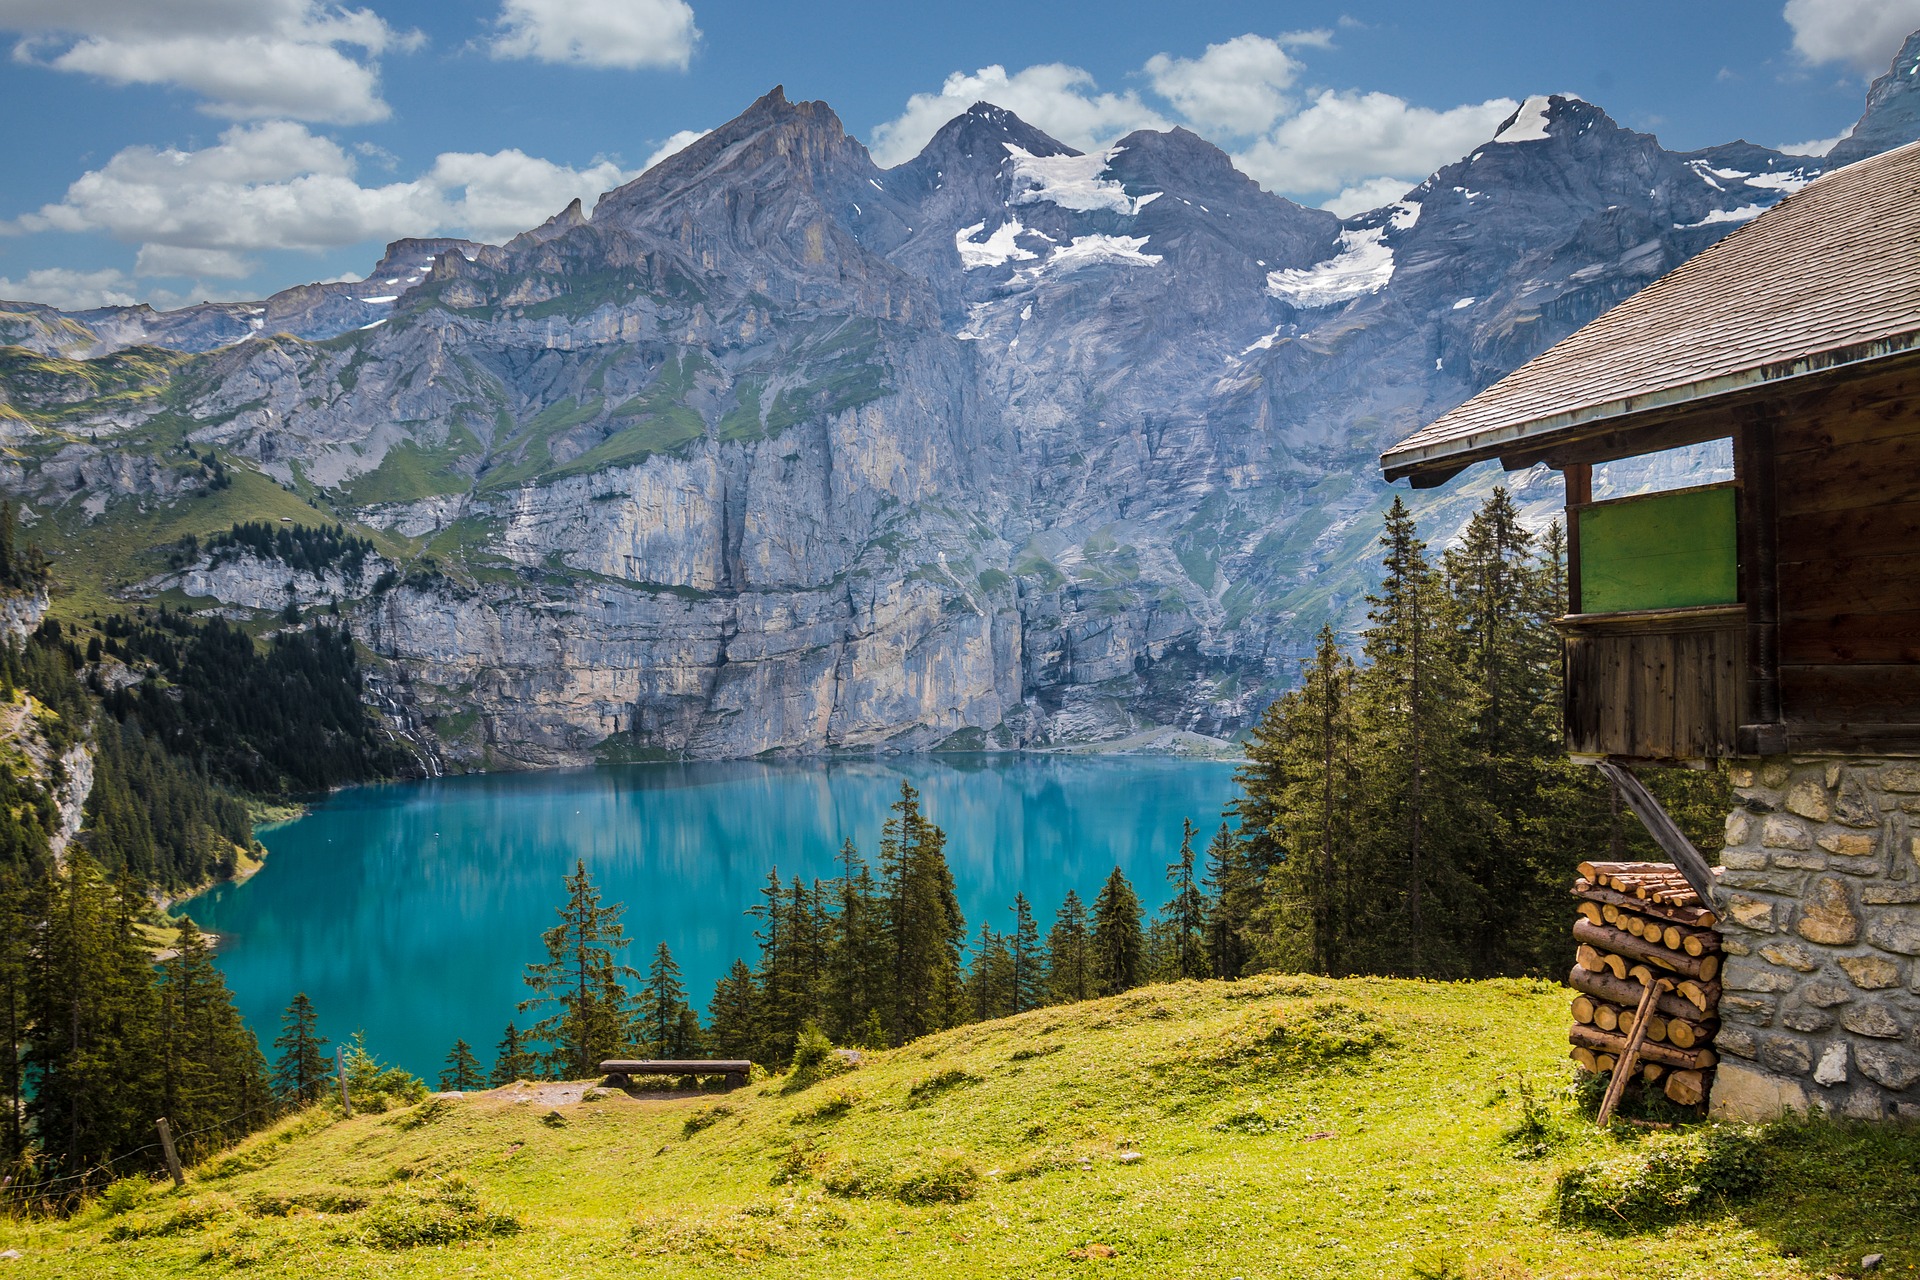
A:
[1381,139,1920,482]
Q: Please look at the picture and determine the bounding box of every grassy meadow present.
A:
[2,974,1914,1279]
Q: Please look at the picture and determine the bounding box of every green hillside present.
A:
[4,974,1911,1278]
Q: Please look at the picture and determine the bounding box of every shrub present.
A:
[683,1102,735,1137]
[906,1068,980,1106]
[341,1032,429,1114]
[97,1177,154,1217]
[105,1194,236,1240]
[813,1149,980,1204]
[792,1088,858,1124]
[1553,1127,1766,1231]
[358,1178,519,1249]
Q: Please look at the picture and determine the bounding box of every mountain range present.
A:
[2,32,1916,766]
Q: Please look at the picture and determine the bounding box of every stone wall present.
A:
[1709,757,1920,1122]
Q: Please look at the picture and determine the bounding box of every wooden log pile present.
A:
[1567,860,1723,1109]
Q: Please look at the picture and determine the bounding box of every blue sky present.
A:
[1,0,1915,311]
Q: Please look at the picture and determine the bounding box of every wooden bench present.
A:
[599,1059,751,1090]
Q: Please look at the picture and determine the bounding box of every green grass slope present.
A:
[4,975,1914,1278]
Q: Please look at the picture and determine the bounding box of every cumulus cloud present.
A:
[0,266,141,309]
[425,148,634,240]
[1234,90,1518,204]
[643,127,710,171]
[868,37,1525,216]
[490,0,698,70]
[1776,132,1849,155]
[6,120,638,272]
[1784,0,1920,75]
[1,0,416,124]
[867,63,1171,166]
[1320,176,1417,218]
[1143,34,1307,135]
[133,244,257,279]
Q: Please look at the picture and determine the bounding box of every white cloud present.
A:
[869,39,1525,212]
[426,149,633,240]
[1777,132,1849,155]
[133,244,257,278]
[867,63,1171,167]
[1234,89,1517,197]
[1784,0,1920,75]
[0,266,140,309]
[643,128,710,171]
[1144,34,1305,135]
[1320,176,1415,217]
[2,0,414,124]
[6,120,638,272]
[490,0,698,70]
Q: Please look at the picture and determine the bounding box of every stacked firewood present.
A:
[1566,860,1723,1108]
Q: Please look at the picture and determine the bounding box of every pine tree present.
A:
[671,1006,706,1057]
[964,924,1013,1022]
[0,872,30,1161]
[825,840,885,1044]
[1043,890,1091,1005]
[706,958,759,1059]
[1256,625,1362,974]
[440,1039,483,1091]
[640,942,690,1058]
[155,918,266,1160]
[519,860,638,1078]
[1007,893,1042,1014]
[878,783,964,1044]
[24,853,158,1176]
[1090,868,1145,996]
[1202,823,1259,980]
[748,871,799,1066]
[272,992,329,1105]
[1350,497,1478,977]
[1158,819,1210,980]
[489,1022,534,1085]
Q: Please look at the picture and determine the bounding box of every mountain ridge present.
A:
[1,37,1915,765]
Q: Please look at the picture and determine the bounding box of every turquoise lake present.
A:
[186,755,1242,1078]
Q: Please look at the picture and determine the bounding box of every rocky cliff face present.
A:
[3,45,1917,766]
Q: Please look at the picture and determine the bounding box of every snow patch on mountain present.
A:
[1005,145,1149,215]
[1266,227,1395,308]
[955,220,1039,269]
[1493,95,1556,143]
[1676,202,1772,228]
[1742,169,1816,191]
[1023,234,1163,277]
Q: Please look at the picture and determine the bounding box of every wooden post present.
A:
[1563,462,1592,615]
[155,1117,186,1188]
[1734,414,1781,740]
[1597,978,1671,1127]
[1593,760,1721,910]
[336,1046,353,1118]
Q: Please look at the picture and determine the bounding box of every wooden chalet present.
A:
[1383,139,1920,767]
[1382,140,1920,1123]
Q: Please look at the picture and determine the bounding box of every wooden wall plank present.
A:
[1780,610,1920,664]
[1777,499,1920,563]
[1778,552,1920,618]
[1780,664,1920,723]
[1774,431,1920,517]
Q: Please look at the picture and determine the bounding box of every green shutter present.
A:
[1578,484,1738,614]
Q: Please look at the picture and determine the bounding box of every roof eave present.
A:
[1380,328,1920,483]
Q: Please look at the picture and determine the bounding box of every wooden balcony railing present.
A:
[1557,604,1747,762]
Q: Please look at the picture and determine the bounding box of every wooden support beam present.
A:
[1564,462,1592,614]
[1592,759,1721,911]
[1735,411,1781,733]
